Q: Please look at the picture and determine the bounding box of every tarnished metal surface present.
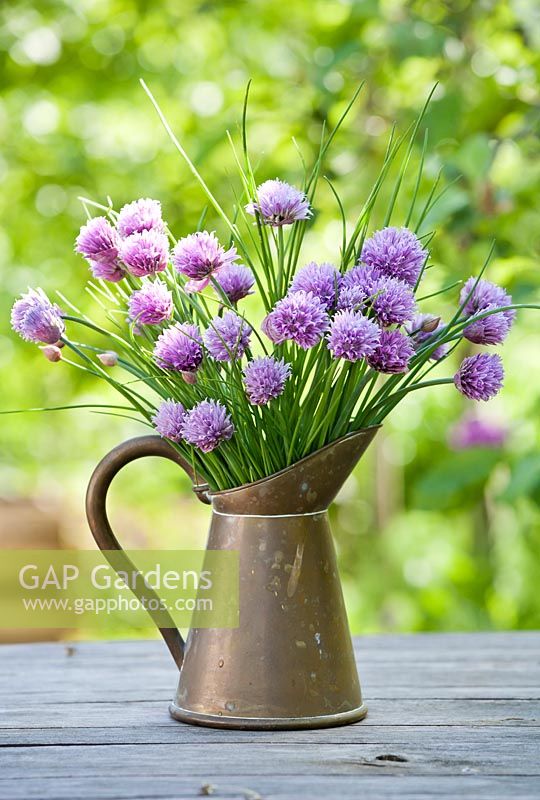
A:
[85,435,210,669]
[211,427,379,515]
[86,427,380,729]
[171,511,364,728]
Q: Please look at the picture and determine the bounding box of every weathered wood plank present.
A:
[3,688,539,704]
[0,698,537,730]
[2,650,537,677]
[1,631,539,663]
[0,723,537,747]
[0,637,538,704]
[0,739,539,778]
[0,775,538,800]
[2,686,539,703]
[0,634,538,799]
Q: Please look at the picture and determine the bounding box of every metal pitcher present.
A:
[86,425,379,729]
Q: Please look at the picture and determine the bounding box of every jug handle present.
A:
[85,435,211,669]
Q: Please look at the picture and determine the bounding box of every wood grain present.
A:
[0,634,538,799]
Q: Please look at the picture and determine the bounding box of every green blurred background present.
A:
[1,0,540,639]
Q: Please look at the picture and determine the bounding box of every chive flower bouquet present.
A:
[9,85,536,492]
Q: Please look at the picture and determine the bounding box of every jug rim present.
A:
[207,424,381,499]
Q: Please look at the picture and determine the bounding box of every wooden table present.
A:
[0,633,538,799]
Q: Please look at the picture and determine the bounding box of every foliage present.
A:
[15,86,525,491]
[1,0,540,633]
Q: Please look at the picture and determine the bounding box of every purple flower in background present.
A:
[371,276,416,327]
[460,277,515,323]
[460,278,515,345]
[214,264,255,303]
[262,291,329,349]
[152,400,186,442]
[117,198,164,238]
[10,289,41,333]
[341,264,380,295]
[120,230,169,277]
[449,414,508,450]
[75,217,125,282]
[204,311,252,361]
[243,356,291,406]
[290,262,341,310]
[128,280,173,325]
[173,231,238,292]
[11,288,65,344]
[89,258,126,283]
[405,314,448,361]
[341,265,415,326]
[463,305,512,345]
[76,216,119,261]
[337,284,366,312]
[360,227,427,287]
[327,311,381,361]
[154,323,203,373]
[246,179,311,227]
[454,353,504,401]
[181,399,234,453]
[367,329,415,373]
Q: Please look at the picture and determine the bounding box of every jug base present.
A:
[169,701,367,730]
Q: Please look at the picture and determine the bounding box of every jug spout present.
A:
[210,426,380,516]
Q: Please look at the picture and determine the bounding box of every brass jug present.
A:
[86,426,379,729]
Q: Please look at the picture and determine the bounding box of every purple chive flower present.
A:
[11,288,65,344]
[405,314,449,361]
[463,305,512,345]
[360,227,427,287]
[341,264,380,294]
[181,399,234,453]
[460,277,515,345]
[10,289,41,333]
[204,311,252,362]
[214,263,255,303]
[290,262,341,311]
[262,291,329,349]
[367,329,415,374]
[173,231,239,292]
[75,217,125,282]
[117,198,164,238]
[327,311,381,361]
[246,179,311,227]
[341,265,415,326]
[243,356,291,406]
[88,258,126,283]
[120,230,169,277]
[128,280,173,325]
[152,400,186,442]
[337,284,366,312]
[454,353,504,402]
[154,323,203,373]
[75,216,119,260]
[460,277,515,323]
[449,414,508,450]
[371,276,416,327]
